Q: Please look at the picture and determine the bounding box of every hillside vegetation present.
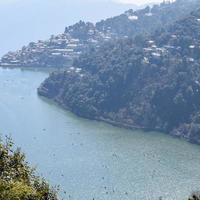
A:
[38,7,200,144]
[189,194,200,200]
[0,137,58,200]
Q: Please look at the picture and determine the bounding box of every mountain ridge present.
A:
[1,0,200,68]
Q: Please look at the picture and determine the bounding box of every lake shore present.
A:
[38,89,197,146]
[1,68,200,200]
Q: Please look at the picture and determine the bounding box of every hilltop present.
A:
[1,0,200,68]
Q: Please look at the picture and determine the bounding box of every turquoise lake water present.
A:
[0,67,200,200]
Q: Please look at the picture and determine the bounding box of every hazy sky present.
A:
[115,0,162,4]
[0,0,163,6]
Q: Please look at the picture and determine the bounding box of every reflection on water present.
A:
[0,68,200,200]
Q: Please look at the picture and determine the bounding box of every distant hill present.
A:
[1,0,200,68]
[0,0,139,57]
[38,6,200,144]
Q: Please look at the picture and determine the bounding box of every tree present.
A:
[0,137,58,200]
[189,193,200,200]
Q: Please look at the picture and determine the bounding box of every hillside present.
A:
[1,0,200,68]
[38,7,200,144]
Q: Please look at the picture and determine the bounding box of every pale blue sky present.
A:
[0,0,162,6]
[0,0,161,56]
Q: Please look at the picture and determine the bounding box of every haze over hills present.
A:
[0,0,139,57]
[1,0,198,68]
[38,0,200,145]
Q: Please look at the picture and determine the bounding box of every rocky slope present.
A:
[1,0,200,68]
[38,7,200,144]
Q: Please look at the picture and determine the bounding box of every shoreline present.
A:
[38,92,152,132]
[38,93,194,143]
[0,65,67,71]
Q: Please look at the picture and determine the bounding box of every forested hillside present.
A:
[38,7,200,144]
[95,0,200,37]
[1,0,200,68]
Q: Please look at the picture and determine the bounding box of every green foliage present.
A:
[64,0,200,42]
[189,193,200,200]
[0,137,58,200]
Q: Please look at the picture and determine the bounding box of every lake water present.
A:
[0,67,200,200]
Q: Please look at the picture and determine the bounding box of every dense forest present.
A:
[65,0,200,39]
[39,7,200,144]
[95,0,200,38]
[0,137,58,200]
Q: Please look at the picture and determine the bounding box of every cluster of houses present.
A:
[0,23,116,68]
[1,27,198,68]
[1,0,199,68]
[125,0,176,22]
[142,31,200,65]
[0,33,82,67]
